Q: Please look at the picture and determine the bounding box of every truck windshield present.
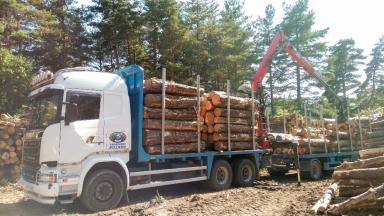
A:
[29,89,63,129]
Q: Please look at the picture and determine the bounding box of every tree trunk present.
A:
[145,142,206,154]
[213,117,249,125]
[210,91,250,109]
[328,184,384,215]
[143,129,203,146]
[143,119,203,131]
[213,141,253,151]
[359,147,384,159]
[214,124,252,133]
[213,108,251,118]
[212,133,253,142]
[312,182,338,214]
[296,65,301,111]
[144,94,201,109]
[143,107,198,120]
[332,167,384,181]
[335,156,384,171]
[144,78,204,96]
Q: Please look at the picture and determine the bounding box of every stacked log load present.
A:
[201,91,259,151]
[143,78,206,154]
[270,115,362,155]
[358,115,384,158]
[0,114,25,181]
[313,156,384,214]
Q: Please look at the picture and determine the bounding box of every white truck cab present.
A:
[20,67,131,208]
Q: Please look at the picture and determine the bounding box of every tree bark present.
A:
[213,108,251,118]
[359,147,384,159]
[212,133,253,142]
[144,94,201,109]
[143,119,203,131]
[335,156,384,171]
[143,107,198,120]
[210,91,250,109]
[214,124,252,133]
[332,167,384,181]
[213,117,249,125]
[145,142,206,154]
[312,182,338,214]
[213,141,253,151]
[143,129,203,146]
[144,78,204,96]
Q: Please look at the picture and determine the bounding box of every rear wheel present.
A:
[302,159,322,180]
[232,159,257,187]
[208,159,233,191]
[80,169,124,212]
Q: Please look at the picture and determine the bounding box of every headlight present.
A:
[37,171,57,183]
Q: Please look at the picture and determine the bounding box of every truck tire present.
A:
[267,165,289,177]
[232,159,257,187]
[80,169,124,212]
[208,159,233,191]
[302,159,322,180]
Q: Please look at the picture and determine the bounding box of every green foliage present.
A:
[0,48,31,114]
[359,36,384,109]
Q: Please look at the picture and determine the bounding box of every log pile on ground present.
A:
[201,91,259,151]
[142,78,205,154]
[358,116,384,158]
[0,114,25,181]
[312,156,384,215]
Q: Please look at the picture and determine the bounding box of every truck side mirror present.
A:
[64,94,80,125]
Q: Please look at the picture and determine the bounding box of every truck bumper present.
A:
[19,178,59,205]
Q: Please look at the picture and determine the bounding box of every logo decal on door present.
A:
[109,132,127,143]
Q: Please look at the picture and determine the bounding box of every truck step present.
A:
[130,166,207,177]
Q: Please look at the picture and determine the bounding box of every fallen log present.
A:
[213,124,252,133]
[145,142,206,154]
[338,185,371,197]
[213,141,253,151]
[335,156,384,171]
[212,133,253,142]
[328,184,384,215]
[213,117,249,125]
[144,78,204,96]
[332,167,384,181]
[312,182,338,214]
[213,108,251,118]
[144,94,201,109]
[143,130,202,146]
[143,107,198,120]
[339,178,383,187]
[359,147,384,159]
[143,119,203,131]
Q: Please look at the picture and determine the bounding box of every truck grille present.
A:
[22,139,41,182]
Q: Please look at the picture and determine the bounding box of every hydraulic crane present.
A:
[252,32,345,137]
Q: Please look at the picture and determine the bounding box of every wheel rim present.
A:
[95,181,114,201]
[216,167,229,185]
[241,164,252,182]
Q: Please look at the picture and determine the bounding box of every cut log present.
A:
[359,147,384,159]
[213,124,252,133]
[205,100,214,111]
[145,142,205,154]
[213,108,251,118]
[204,112,215,125]
[143,119,203,131]
[371,120,384,129]
[339,178,383,187]
[213,117,249,125]
[332,167,384,181]
[207,124,214,134]
[213,141,253,151]
[144,78,204,96]
[144,94,201,109]
[312,182,338,214]
[143,129,202,146]
[143,107,198,120]
[338,185,371,197]
[335,156,384,171]
[328,184,384,215]
[210,91,250,109]
[212,133,253,142]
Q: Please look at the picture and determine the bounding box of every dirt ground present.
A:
[0,170,378,216]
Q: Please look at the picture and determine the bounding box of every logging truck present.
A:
[19,65,267,212]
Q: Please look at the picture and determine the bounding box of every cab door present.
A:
[59,90,104,164]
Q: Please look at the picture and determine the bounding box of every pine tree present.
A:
[359,36,384,109]
[280,0,328,110]
[325,39,365,103]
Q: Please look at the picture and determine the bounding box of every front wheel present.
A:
[80,169,124,212]
[208,159,233,191]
